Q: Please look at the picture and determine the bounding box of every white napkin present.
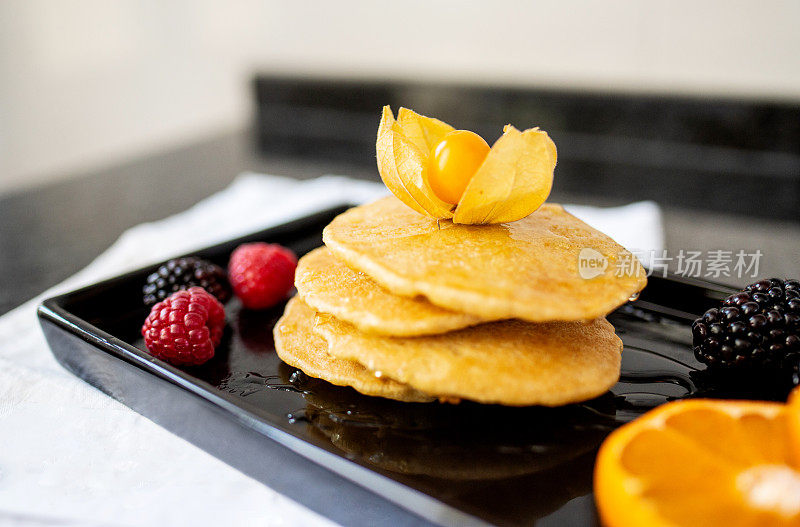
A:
[0,174,663,526]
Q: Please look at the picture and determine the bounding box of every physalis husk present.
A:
[376,106,557,224]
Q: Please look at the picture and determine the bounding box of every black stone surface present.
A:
[0,132,374,316]
[255,76,800,219]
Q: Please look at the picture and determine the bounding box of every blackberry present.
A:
[143,256,232,306]
[692,278,800,373]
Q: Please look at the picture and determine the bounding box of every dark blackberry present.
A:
[692,278,800,376]
[143,256,232,306]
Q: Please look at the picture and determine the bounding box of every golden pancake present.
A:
[273,297,433,403]
[295,247,492,336]
[314,312,623,407]
[322,196,647,322]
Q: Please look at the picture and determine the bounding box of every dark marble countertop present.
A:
[2,130,799,316]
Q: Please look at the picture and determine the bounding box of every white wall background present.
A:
[1,0,799,194]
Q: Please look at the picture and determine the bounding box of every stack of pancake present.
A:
[274,196,646,407]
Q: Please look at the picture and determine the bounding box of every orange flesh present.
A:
[427,130,490,205]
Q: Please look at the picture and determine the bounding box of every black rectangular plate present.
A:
[39,205,769,526]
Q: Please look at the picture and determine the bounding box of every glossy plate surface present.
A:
[38,205,775,526]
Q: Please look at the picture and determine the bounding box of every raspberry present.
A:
[692,278,800,372]
[141,287,225,366]
[228,243,297,309]
[143,256,231,307]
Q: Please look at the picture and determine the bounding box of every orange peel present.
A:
[789,385,800,469]
[376,106,557,224]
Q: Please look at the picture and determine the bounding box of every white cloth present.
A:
[0,174,663,526]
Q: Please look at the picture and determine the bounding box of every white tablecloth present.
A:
[0,174,663,526]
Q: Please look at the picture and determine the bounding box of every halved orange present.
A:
[595,399,800,526]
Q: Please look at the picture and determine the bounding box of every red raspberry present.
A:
[228,243,297,309]
[141,287,225,366]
